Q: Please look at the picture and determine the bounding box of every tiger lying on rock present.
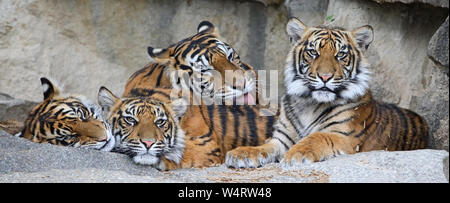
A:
[225,17,429,169]
[10,77,115,151]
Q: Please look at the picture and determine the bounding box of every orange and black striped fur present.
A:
[141,21,258,105]
[124,62,172,95]
[0,120,24,135]
[17,77,115,151]
[226,18,428,168]
[99,86,275,170]
[99,21,276,170]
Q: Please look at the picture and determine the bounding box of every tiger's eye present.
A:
[337,52,346,58]
[124,116,137,125]
[155,119,166,126]
[308,50,318,55]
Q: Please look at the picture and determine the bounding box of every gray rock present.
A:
[444,156,449,181]
[0,92,37,122]
[372,0,449,8]
[285,0,329,25]
[0,130,447,183]
[0,0,288,103]
[428,16,449,72]
[248,0,283,6]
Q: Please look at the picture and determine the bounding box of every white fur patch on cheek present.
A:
[286,80,309,96]
[312,91,336,103]
[339,67,371,100]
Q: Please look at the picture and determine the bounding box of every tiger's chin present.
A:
[96,137,116,152]
[311,90,336,103]
[132,154,160,165]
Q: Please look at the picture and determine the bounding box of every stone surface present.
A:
[373,0,449,8]
[444,156,449,181]
[0,130,447,183]
[0,0,288,103]
[0,93,37,122]
[250,0,284,6]
[428,16,449,72]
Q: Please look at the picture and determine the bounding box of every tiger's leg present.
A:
[225,108,299,168]
[225,130,297,168]
[225,139,280,168]
[281,132,358,168]
[153,157,180,171]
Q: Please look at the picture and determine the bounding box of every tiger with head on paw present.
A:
[225,17,429,169]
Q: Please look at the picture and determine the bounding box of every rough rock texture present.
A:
[428,16,449,72]
[249,0,284,6]
[444,156,449,181]
[0,93,37,122]
[373,0,449,8]
[0,130,447,183]
[0,0,288,102]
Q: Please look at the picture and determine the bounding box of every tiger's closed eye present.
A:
[76,109,86,120]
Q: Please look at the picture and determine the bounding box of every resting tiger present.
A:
[16,77,115,151]
[128,20,258,105]
[225,17,429,168]
[99,21,276,170]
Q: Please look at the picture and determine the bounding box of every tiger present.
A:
[138,20,258,105]
[225,17,429,168]
[99,21,276,170]
[16,77,115,151]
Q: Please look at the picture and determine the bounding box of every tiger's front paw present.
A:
[225,146,276,168]
[280,146,316,168]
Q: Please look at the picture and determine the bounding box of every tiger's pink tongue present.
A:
[241,93,256,105]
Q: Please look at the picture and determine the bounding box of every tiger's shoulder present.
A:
[123,62,172,97]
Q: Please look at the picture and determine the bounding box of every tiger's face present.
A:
[98,87,186,166]
[284,17,374,103]
[147,21,257,104]
[21,78,115,151]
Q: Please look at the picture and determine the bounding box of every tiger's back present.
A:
[123,62,172,97]
[358,98,428,151]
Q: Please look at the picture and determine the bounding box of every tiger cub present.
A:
[17,77,115,151]
[225,17,429,168]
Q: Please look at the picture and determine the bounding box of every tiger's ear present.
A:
[40,77,60,100]
[169,98,187,121]
[286,17,308,45]
[98,86,119,113]
[147,46,172,63]
[352,25,374,51]
[197,21,218,35]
